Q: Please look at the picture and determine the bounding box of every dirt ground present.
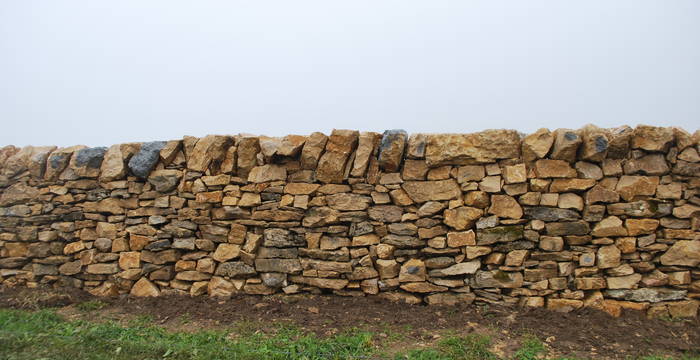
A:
[1,285,698,359]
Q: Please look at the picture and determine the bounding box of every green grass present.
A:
[76,300,108,312]
[395,334,498,360]
[0,309,374,360]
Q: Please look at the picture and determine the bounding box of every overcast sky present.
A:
[1,1,699,147]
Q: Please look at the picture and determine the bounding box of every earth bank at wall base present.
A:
[1,125,699,319]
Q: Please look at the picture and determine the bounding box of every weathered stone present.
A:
[522,128,554,162]
[290,276,348,290]
[443,207,483,230]
[672,204,700,219]
[625,218,659,236]
[545,221,590,236]
[187,135,232,173]
[592,216,627,237]
[503,164,526,184]
[401,180,460,203]
[607,274,642,289]
[549,178,596,192]
[326,193,372,211]
[400,282,448,293]
[368,205,403,223]
[213,244,241,262]
[429,260,480,276]
[597,245,621,269]
[0,182,39,207]
[398,259,426,282]
[631,125,674,152]
[605,288,686,303]
[248,164,287,183]
[425,293,476,305]
[378,129,407,172]
[477,225,524,244]
[424,130,521,166]
[148,169,182,193]
[128,141,166,178]
[615,176,659,201]
[472,270,523,288]
[263,229,305,248]
[215,261,256,278]
[524,207,579,222]
[534,159,576,178]
[550,129,581,162]
[659,240,700,266]
[585,185,620,204]
[131,277,160,297]
[623,154,669,175]
[350,132,380,177]
[575,161,603,180]
[302,207,340,227]
[488,195,523,219]
[316,129,358,183]
[579,125,609,162]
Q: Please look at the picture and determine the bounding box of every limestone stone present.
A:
[350,132,380,177]
[215,261,256,278]
[597,245,621,269]
[457,165,486,182]
[503,164,526,184]
[585,185,620,204]
[45,145,84,180]
[376,259,400,279]
[316,129,358,183]
[550,129,582,162]
[378,129,407,172]
[656,183,682,200]
[557,193,583,211]
[299,132,328,170]
[539,236,564,251]
[99,144,127,182]
[615,176,659,201]
[303,207,340,227]
[534,159,576,178]
[208,277,236,297]
[605,288,686,303]
[522,128,554,162]
[187,135,232,173]
[472,270,524,288]
[424,130,521,166]
[523,207,579,222]
[476,225,524,244]
[579,125,609,162]
[236,136,261,176]
[131,277,160,297]
[425,293,476,305]
[401,179,461,203]
[631,125,674,152]
[326,193,372,211]
[406,133,427,159]
[545,221,590,236]
[248,165,287,183]
[212,244,241,262]
[443,207,483,230]
[592,216,627,237]
[148,169,182,193]
[478,176,502,193]
[659,240,700,266]
[447,230,476,247]
[549,178,596,192]
[488,195,523,219]
[672,204,700,219]
[623,154,669,175]
[400,282,448,293]
[607,274,642,289]
[625,219,659,236]
[0,182,39,207]
[398,259,426,282]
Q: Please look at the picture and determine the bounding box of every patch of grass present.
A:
[396,334,498,360]
[0,308,374,360]
[76,300,108,312]
[513,335,547,360]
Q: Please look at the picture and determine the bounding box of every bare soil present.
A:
[1,285,698,359]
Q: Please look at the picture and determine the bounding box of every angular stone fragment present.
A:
[424,130,521,166]
[659,240,700,266]
[429,260,480,276]
[131,277,160,297]
[45,145,84,180]
[400,282,448,293]
[607,274,642,289]
[549,178,596,192]
[534,159,576,178]
[522,128,554,162]
[326,193,372,211]
[378,129,407,172]
[625,218,659,236]
[316,129,358,183]
[254,259,301,273]
[401,179,461,203]
[62,146,107,179]
[128,141,166,178]
[425,293,476,305]
[187,135,232,173]
[289,276,348,290]
[302,206,340,227]
[631,125,674,152]
[585,185,619,204]
[597,245,621,269]
[523,207,579,222]
[579,125,609,162]
[236,136,260,177]
[443,207,483,230]
[215,261,256,278]
[550,129,581,162]
[350,132,380,177]
[148,169,182,193]
[545,221,590,236]
[672,204,700,219]
[100,144,128,182]
[623,154,669,175]
[503,164,526,184]
[592,216,627,237]
[263,229,306,248]
[488,195,523,219]
[0,182,39,207]
[248,164,287,183]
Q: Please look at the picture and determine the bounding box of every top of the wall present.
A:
[1,125,699,192]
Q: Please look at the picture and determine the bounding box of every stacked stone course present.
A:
[1,125,699,318]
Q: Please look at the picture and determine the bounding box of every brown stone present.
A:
[0,182,39,207]
[316,129,358,183]
[549,178,596,192]
[597,245,621,269]
[119,252,141,269]
[398,259,426,282]
[400,282,448,293]
[592,216,627,237]
[550,129,582,162]
[631,125,674,152]
[236,136,260,177]
[443,207,483,230]
[376,259,400,279]
[130,277,160,297]
[615,176,659,201]
[625,219,659,236]
[326,193,372,211]
[557,193,583,211]
[248,165,287,183]
[607,274,642,289]
[187,135,232,172]
[350,132,380,177]
[623,154,669,175]
[457,165,486,182]
[522,128,554,162]
[659,240,700,266]
[547,299,584,312]
[585,185,620,204]
[378,129,407,172]
[672,204,700,219]
[401,180,461,203]
[299,132,328,170]
[578,125,609,162]
[534,159,576,178]
[424,130,521,166]
[212,244,241,262]
[503,164,526,184]
[488,195,523,219]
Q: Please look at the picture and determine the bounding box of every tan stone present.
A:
[457,165,485,182]
[443,207,483,230]
[631,125,674,152]
[208,277,236,297]
[424,130,521,166]
[579,125,609,162]
[503,164,526,184]
[316,129,358,183]
[656,183,682,200]
[615,176,659,201]
[522,128,554,162]
[547,299,584,312]
[187,135,232,172]
[558,193,583,211]
[0,182,40,207]
[607,274,642,289]
[398,259,426,282]
[549,178,596,192]
[575,277,606,290]
[401,179,460,203]
[625,219,659,236]
[376,259,400,279]
[447,230,476,247]
[300,132,328,170]
[350,132,380,177]
[672,204,700,219]
[326,193,372,211]
[550,129,582,162]
[248,164,287,183]
[575,161,603,180]
[130,277,160,297]
[660,240,700,266]
[119,252,141,269]
[212,244,241,262]
[534,159,576,178]
[99,144,127,182]
[378,130,407,172]
[592,216,627,237]
[585,185,620,204]
[597,245,621,269]
[466,246,492,259]
[488,195,523,219]
[238,193,262,207]
[236,136,261,176]
[623,154,669,175]
[505,250,529,266]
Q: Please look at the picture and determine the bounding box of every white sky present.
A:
[1,1,699,147]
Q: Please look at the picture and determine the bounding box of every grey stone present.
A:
[215,261,256,278]
[524,207,580,222]
[75,147,107,169]
[605,288,687,303]
[128,141,167,178]
[263,229,306,248]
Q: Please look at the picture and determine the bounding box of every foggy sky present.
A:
[1,1,699,147]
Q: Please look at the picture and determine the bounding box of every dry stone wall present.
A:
[1,125,700,318]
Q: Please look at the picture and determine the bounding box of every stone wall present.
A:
[1,125,699,318]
